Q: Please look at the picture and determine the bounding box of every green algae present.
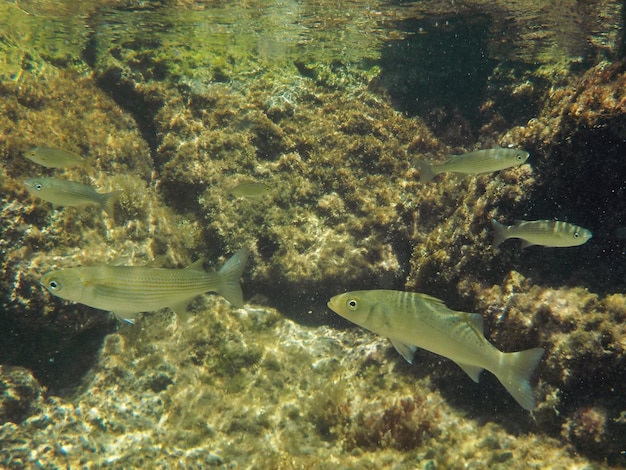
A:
[0,2,98,81]
[0,0,625,468]
[88,0,385,91]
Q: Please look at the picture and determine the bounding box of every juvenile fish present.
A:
[491,219,592,248]
[41,248,249,318]
[417,147,529,182]
[230,182,270,199]
[25,147,91,169]
[328,290,544,411]
[24,177,121,216]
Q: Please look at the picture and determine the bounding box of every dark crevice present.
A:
[372,13,497,138]
[0,310,116,396]
[96,67,163,160]
[516,118,626,294]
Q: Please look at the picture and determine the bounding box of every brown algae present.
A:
[0,0,625,468]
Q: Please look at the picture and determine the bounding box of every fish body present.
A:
[230,182,270,199]
[25,147,91,169]
[417,147,529,182]
[328,290,544,410]
[41,248,248,316]
[24,177,121,216]
[491,219,592,248]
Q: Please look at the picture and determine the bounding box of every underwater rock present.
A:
[0,301,598,468]
[468,271,626,463]
[1,0,625,466]
[0,64,173,394]
[563,406,611,458]
[0,366,42,425]
[372,0,624,138]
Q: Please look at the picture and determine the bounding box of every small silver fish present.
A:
[24,177,121,216]
[41,248,249,317]
[25,147,91,169]
[491,219,592,248]
[230,182,270,199]
[417,147,529,182]
[328,290,544,410]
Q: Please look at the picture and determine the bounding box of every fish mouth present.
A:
[327,296,341,313]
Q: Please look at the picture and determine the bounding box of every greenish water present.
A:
[1,0,625,468]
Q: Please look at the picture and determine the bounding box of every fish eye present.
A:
[573,231,580,238]
[48,280,62,291]
[34,183,43,191]
[347,299,358,310]
[516,154,524,161]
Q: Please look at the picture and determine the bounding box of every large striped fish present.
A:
[41,248,248,319]
[328,289,544,410]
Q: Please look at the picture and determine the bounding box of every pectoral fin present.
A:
[112,313,136,325]
[390,339,418,364]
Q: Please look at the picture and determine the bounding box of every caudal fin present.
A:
[216,247,249,308]
[416,160,436,183]
[491,219,508,248]
[496,347,544,411]
[101,190,123,218]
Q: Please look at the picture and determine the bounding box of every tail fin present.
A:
[496,347,544,411]
[491,219,508,248]
[101,190,123,218]
[81,156,96,174]
[416,160,436,183]
[216,247,249,308]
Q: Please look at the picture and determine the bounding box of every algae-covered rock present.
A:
[466,273,626,457]
[0,58,188,393]
[0,366,42,425]
[0,300,597,468]
[1,0,625,467]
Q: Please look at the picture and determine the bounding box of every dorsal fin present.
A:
[185,258,206,272]
[414,293,446,305]
[465,312,484,334]
[143,255,168,268]
[109,256,131,266]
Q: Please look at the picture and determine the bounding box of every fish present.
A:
[41,248,249,319]
[417,147,529,182]
[24,177,121,216]
[491,219,592,248]
[25,147,92,169]
[230,182,270,199]
[328,290,544,411]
